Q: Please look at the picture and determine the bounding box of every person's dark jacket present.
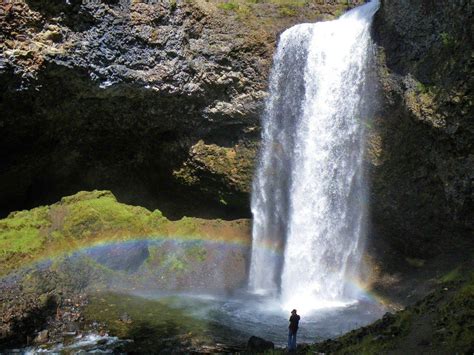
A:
[289,314,300,334]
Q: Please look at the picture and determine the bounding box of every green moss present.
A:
[62,192,152,237]
[217,1,239,11]
[439,267,463,283]
[145,245,165,268]
[333,8,344,18]
[308,307,414,354]
[0,206,50,257]
[337,335,391,354]
[170,0,177,10]
[173,217,200,236]
[173,140,256,207]
[167,255,187,273]
[0,190,250,276]
[414,80,438,96]
[270,0,306,6]
[415,81,427,93]
[0,190,162,274]
[278,6,296,16]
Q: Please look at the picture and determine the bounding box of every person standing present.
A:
[288,309,300,351]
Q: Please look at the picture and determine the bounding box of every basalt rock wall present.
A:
[0,0,358,220]
[0,0,269,219]
[368,0,473,259]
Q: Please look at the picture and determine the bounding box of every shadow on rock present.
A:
[0,294,58,349]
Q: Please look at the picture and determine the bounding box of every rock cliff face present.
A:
[0,0,269,218]
[0,0,358,219]
[1,0,472,257]
[369,0,473,259]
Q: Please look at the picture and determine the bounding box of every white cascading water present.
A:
[249,0,379,312]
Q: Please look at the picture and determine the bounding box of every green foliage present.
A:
[415,81,427,93]
[415,80,436,94]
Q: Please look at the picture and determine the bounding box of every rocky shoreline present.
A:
[0,267,249,353]
[0,267,89,350]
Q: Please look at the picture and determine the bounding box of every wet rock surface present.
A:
[85,240,150,272]
[0,242,250,352]
[0,268,89,349]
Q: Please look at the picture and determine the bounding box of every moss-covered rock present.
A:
[0,190,251,276]
[173,140,257,207]
[309,268,474,354]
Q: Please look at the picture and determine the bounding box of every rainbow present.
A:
[3,234,392,312]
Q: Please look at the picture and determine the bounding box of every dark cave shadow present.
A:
[0,62,251,222]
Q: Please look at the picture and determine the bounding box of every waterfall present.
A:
[248,1,379,310]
